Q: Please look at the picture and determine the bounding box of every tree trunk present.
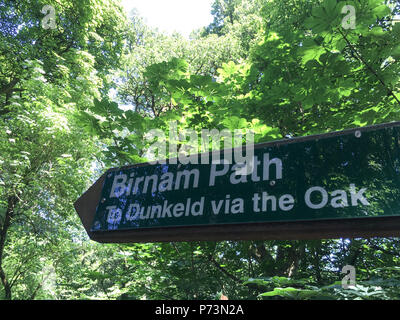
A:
[286,241,305,277]
[0,195,18,300]
[313,241,323,285]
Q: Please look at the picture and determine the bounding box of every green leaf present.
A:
[372,5,391,18]
[222,116,249,130]
[391,45,400,58]
[259,287,330,300]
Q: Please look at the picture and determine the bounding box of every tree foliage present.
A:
[0,0,400,300]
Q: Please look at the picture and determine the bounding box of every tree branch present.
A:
[338,28,400,106]
[207,254,242,284]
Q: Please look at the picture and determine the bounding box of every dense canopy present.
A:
[0,0,400,300]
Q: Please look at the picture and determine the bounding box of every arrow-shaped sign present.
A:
[75,122,400,243]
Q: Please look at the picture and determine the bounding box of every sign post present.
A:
[74,122,400,243]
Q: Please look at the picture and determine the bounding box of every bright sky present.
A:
[121,0,214,38]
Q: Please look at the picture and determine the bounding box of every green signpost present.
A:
[74,122,400,243]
